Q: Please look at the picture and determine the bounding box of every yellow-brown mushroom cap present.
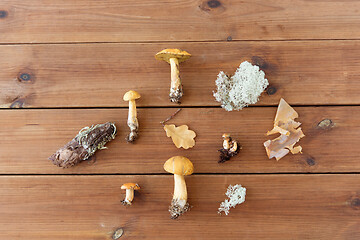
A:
[121,183,140,190]
[123,90,141,101]
[164,156,194,176]
[155,49,191,64]
[222,133,231,139]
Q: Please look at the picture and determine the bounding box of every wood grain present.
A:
[0,175,358,239]
[1,41,360,108]
[0,0,359,43]
[0,107,357,174]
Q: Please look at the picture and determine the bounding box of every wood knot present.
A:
[350,197,360,210]
[112,227,124,239]
[207,0,221,8]
[0,10,8,19]
[266,86,277,95]
[317,119,334,130]
[17,71,35,84]
[251,56,268,69]
[306,157,316,166]
[227,36,232,41]
[10,96,25,108]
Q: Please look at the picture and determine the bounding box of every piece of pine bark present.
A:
[49,122,116,168]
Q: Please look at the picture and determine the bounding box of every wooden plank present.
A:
[1,41,360,108]
[0,0,359,43]
[0,175,358,239]
[0,107,357,174]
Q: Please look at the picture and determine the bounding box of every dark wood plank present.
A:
[0,107,357,174]
[1,41,360,108]
[0,175,358,239]
[0,0,359,43]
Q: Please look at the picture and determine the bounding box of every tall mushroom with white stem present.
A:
[155,49,191,103]
[121,183,140,206]
[123,90,141,142]
[163,156,194,219]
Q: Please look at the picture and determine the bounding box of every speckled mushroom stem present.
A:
[127,99,138,142]
[124,189,134,204]
[169,57,183,103]
[173,174,187,205]
[170,174,190,219]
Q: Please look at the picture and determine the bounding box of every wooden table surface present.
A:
[1,1,360,239]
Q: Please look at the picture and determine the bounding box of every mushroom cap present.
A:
[222,133,231,139]
[155,49,191,64]
[164,156,194,176]
[123,90,141,101]
[121,183,140,190]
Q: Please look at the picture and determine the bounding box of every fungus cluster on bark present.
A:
[218,133,241,163]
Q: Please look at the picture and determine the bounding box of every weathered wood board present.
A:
[0,0,360,43]
[1,41,360,108]
[0,175,359,240]
[0,107,356,174]
[1,0,359,239]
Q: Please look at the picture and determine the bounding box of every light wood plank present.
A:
[0,0,359,43]
[0,175,358,239]
[0,107,357,174]
[1,41,360,108]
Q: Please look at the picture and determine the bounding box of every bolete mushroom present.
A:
[121,183,140,206]
[123,90,141,142]
[163,156,194,219]
[155,49,191,103]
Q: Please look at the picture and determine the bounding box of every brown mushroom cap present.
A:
[164,156,194,176]
[121,183,140,190]
[155,49,191,64]
[123,90,141,101]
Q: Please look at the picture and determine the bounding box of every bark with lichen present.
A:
[49,122,117,168]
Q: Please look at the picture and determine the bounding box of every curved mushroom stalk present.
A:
[170,174,190,219]
[169,57,183,103]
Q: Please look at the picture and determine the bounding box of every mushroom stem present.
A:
[127,99,138,142]
[169,57,182,103]
[124,188,134,204]
[173,174,187,207]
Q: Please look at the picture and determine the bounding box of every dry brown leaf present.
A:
[264,98,305,160]
[164,124,196,149]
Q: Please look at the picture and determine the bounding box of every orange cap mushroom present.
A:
[164,156,194,219]
[155,49,191,103]
[121,183,140,206]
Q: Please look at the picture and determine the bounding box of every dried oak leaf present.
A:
[164,124,196,149]
[264,98,305,160]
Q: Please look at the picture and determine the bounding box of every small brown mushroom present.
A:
[155,49,191,103]
[123,90,141,142]
[163,156,194,219]
[121,183,140,206]
[218,133,241,163]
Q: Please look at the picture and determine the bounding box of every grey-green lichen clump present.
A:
[49,122,117,168]
[213,61,269,111]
